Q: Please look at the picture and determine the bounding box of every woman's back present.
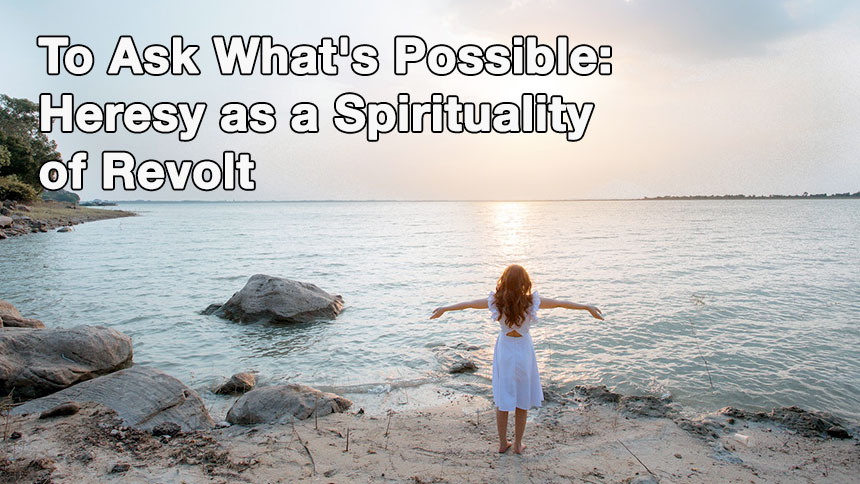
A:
[489,291,540,337]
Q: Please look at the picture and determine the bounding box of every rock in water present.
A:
[205,274,344,324]
[761,406,847,438]
[12,366,214,431]
[214,371,256,394]
[226,384,351,425]
[719,405,852,439]
[0,326,133,401]
[574,385,622,404]
[0,300,46,328]
[431,343,479,373]
[447,358,477,374]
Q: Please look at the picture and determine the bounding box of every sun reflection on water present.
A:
[490,202,530,260]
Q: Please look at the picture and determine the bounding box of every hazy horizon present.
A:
[88,192,860,203]
[3,0,859,201]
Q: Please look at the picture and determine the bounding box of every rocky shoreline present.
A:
[0,200,134,239]
[2,277,859,483]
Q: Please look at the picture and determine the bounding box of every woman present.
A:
[430,264,604,454]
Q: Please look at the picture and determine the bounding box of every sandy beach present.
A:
[3,387,858,483]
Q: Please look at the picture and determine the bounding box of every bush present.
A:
[0,175,38,202]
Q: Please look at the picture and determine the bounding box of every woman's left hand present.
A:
[429,307,446,319]
[587,305,604,320]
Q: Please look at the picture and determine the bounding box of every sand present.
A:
[2,389,858,483]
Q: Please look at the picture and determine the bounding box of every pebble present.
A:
[77,451,95,463]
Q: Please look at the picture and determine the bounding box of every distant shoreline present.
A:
[94,194,860,203]
[642,192,860,201]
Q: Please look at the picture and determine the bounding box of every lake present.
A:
[2,200,858,420]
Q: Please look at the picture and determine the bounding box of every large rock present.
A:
[205,274,344,324]
[0,300,46,328]
[0,326,133,401]
[0,215,12,228]
[214,371,256,395]
[12,366,214,431]
[226,384,351,425]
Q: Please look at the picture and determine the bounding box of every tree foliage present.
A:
[0,94,62,191]
[0,145,10,169]
[41,188,80,203]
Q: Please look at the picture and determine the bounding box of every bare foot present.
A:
[498,441,512,453]
[513,443,527,454]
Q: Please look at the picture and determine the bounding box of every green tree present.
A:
[0,144,10,169]
[0,94,62,191]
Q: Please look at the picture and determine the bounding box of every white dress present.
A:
[489,291,544,412]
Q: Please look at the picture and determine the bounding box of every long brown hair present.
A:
[494,264,533,328]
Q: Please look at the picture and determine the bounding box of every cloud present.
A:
[444,0,856,59]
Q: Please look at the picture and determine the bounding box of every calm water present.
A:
[1,201,858,420]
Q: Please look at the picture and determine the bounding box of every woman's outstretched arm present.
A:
[429,298,489,319]
[539,297,604,320]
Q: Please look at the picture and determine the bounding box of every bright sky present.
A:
[1,0,859,200]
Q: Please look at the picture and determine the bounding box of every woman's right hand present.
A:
[429,307,446,319]
[587,305,604,320]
